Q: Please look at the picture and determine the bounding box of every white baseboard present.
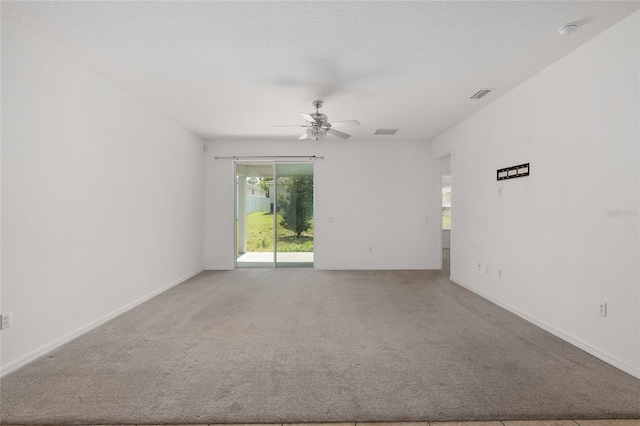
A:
[450,276,640,379]
[207,265,444,271]
[314,265,442,270]
[0,268,204,378]
[204,265,233,270]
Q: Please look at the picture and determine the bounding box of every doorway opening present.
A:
[442,174,451,271]
[235,162,314,268]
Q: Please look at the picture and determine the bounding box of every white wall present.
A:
[1,24,205,373]
[442,229,450,249]
[205,140,449,270]
[432,12,640,377]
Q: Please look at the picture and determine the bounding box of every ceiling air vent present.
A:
[470,89,493,100]
[375,129,399,135]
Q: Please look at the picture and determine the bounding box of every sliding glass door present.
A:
[235,163,275,267]
[275,163,314,268]
[235,162,314,268]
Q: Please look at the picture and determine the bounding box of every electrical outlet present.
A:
[599,302,607,317]
[478,262,481,271]
[368,247,373,254]
[498,269,502,278]
[1,312,11,330]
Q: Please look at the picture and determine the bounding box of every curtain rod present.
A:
[214,155,324,160]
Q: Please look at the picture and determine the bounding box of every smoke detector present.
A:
[559,24,579,36]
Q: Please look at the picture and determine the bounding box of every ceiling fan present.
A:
[271,100,360,140]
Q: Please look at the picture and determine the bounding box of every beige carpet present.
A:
[1,268,639,423]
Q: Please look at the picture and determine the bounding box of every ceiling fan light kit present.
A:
[305,126,327,140]
[272,100,361,141]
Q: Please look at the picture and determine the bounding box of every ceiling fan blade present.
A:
[298,132,309,140]
[328,120,360,128]
[300,113,317,123]
[327,128,351,139]
[271,124,308,127]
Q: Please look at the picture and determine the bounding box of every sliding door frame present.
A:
[233,160,315,269]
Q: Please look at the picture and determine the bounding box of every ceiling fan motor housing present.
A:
[311,113,328,125]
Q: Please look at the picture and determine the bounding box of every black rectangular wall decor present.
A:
[497,163,529,181]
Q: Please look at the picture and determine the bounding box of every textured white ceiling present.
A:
[2,1,638,141]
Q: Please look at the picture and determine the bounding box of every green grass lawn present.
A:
[243,212,314,252]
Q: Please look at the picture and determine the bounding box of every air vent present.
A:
[470,89,493,100]
[375,129,399,135]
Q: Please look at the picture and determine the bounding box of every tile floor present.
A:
[10,420,635,426]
